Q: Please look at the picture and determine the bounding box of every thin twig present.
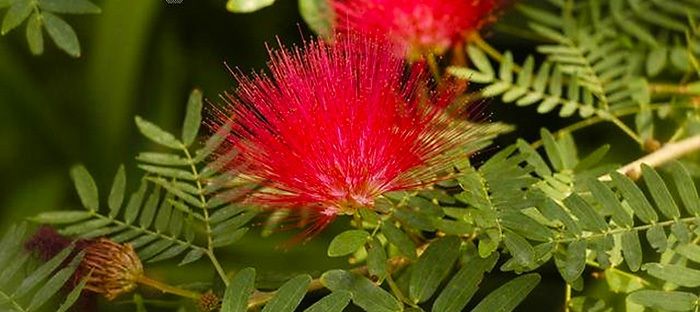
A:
[611,134,700,180]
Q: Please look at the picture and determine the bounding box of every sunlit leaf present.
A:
[328,230,370,257]
[321,270,402,312]
[70,165,99,212]
[409,236,460,303]
[221,268,256,312]
[262,275,311,312]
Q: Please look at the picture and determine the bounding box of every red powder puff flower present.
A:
[212,35,489,236]
[332,0,499,58]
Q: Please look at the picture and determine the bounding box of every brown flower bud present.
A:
[197,290,221,312]
[81,238,144,300]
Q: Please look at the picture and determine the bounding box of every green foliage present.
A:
[0,223,89,312]
[31,90,256,268]
[0,0,99,56]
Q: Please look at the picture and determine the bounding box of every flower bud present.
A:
[81,238,144,300]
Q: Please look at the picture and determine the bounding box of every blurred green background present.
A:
[0,0,313,226]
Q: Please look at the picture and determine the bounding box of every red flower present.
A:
[332,0,499,57]
[213,35,485,234]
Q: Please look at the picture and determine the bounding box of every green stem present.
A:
[531,103,696,148]
[0,290,25,312]
[136,275,200,300]
[469,32,522,72]
[552,216,698,244]
[607,115,644,145]
[181,146,229,286]
[648,83,699,95]
[92,213,203,253]
[585,261,652,287]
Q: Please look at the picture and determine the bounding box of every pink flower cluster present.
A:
[332,0,499,57]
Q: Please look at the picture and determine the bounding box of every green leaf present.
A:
[499,52,514,83]
[433,253,498,312]
[28,252,83,311]
[0,252,29,284]
[39,0,100,13]
[584,178,633,227]
[195,122,231,161]
[646,224,667,252]
[447,66,494,83]
[59,218,110,235]
[620,231,642,272]
[70,165,99,212]
[139,184,160,228]
[136,152,189,166]
[555,240,586,283]
[321,270,402,312]
[409,236,460,303]
[179,248,205,266]
[574,144,609,172]
[124,179,147,224]
[211,210,258,234]
[43,12,80,57]
[226,0,274,13]
[471,273,541,312]
[642,164,680,219]
[540,128,564,171]
[467,45,494,77]
[563,194,607,232]
[25,12,43,55]
[516,4,562,28]
[138,239,174,261]
[108,165,126,217]
[135,116,183,149]
[628,290,697,311]
[221,268,256,312]
[212,227,248,247]
[381,222,417,260]
[503,230,535,267]
[31,210,92,223]
[0,223,26,268]
[262,275,311,312]
[667,161,700,216]
[675,243,700,263]
[155,193,173,232]
[299,0,333,39]
[303,291,352,312]
[139,164,196,180]
[647,47,667,76]
[14,245,74,298]
[367,238,388,282]
[642,263,700,287]
[328,230,370,257]
[56,273,90,312]
[147,243,189,263]
[610,172,657,223]
[1,0,31,35]
[182,89,202,146]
